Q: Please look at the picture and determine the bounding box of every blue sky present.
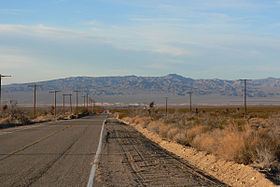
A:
[0,0,280,84]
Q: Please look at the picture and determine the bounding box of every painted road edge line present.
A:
[87,119,106,187]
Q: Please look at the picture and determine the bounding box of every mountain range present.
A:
[3,74,280,98]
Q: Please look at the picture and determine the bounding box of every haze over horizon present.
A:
[3,73,280,86]
[1,0,280,84]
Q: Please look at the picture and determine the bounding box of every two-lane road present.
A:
[0,115,106,187]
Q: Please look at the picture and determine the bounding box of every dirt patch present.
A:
[120,117,275,187]
[95,120,225,186]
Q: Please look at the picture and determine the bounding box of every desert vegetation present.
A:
[116,106,280,183]
[0,102,99,128]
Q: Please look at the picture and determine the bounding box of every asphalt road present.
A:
[0,115,107,187]
[0,116,225,187]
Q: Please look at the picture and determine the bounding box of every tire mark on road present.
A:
[0,126,71,162]
[12,124,90,187]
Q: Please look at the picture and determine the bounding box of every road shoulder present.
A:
[121,117,275,187]
[94,119,225,186]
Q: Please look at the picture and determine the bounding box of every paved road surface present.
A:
[0,115,106,187]
[0,116,225,187]
[94,119,225,187]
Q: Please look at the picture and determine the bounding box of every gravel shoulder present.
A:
[94,119,225,186]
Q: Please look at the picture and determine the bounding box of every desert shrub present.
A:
[166,127,179,140]
[158,123,171,138]
[122,108,280,172]
[4,106,31,125]
[186,125,208,144]
[147,121,160,133]
[174,131,189,145]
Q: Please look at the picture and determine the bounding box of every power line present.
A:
[0,74,12,110]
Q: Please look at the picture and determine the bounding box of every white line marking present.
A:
[87,119,106,187]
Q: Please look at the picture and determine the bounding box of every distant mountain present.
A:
[3,74,280,97]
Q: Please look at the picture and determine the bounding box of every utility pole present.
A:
[187,91,193,112]
[90,97,95,113]
[0,74,12,110]
[73,90,80,111]
[90,98,94,113]
[86,93,89,110]
[28,84,41,117]
[62,93,72,114]
[62,94,66,113]
[49,90,61,117]
[240,79,250,116]
[82,95,86,108]
[69,94,72,113]
[165,97,168,115]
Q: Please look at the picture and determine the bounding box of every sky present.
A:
[0,0,280,84]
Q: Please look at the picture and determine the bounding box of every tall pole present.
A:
[69,94,72,113]
[86,93,89,110]
[62,94,66,113]
[240,79,250,116]
[187,91,193,112]
[28,84,41,117]
[244,80,247,115]
[63,93,72,113]
[165,97,168,115]
[34,85,37,117]
[73,90,80,111]
[90,98,94,113]
[49,90,60,117]
[0,74,12,110]
[0,76,1,110]
[83,95,86,108]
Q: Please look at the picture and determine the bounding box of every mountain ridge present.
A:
[3,74,280,97]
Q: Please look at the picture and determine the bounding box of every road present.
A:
[0,115,107,187]
[0,116,225,187]
[94,119,225,187]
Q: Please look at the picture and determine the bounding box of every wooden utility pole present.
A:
[240,79,250,116]
[86,93,89,110]
[90,97,95,113]
[165,97,168,115]
[82,95,86,108]
[49,90,61,117]
[73,90,80,111]
[69,94,72,113]
[0,74,11,110]
[28,84,41,117]
[187,91,193,112]
[62,94,66,113]
[63,93,72,113]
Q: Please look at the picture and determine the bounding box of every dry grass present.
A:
[118,107,280,178]
[0,104,93,127]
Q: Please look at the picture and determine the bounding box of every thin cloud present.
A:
[0,9,30,16]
